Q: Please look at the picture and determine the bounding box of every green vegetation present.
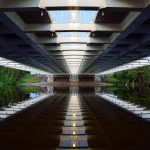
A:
[104,77,120,84]
[0,65,29,85]
[0,66,45,108]
[103,65,150,86]
[20,85,43,93]
[19,74,43,84]
[0,85,29,107]
[104,86,150,109]
[0,65,44,85]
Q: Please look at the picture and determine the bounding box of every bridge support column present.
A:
[95,87,102,94]
[47,74,53,83]
[47,86,54,94]
[70,86,79,95]
[95,74,101,82]
[69,74,79,82]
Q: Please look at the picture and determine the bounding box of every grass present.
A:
[104,77,120,84]
[19,74,42,84]
[19,85,42,93]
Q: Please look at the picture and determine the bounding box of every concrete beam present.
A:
[48,51,99,56]
[36,37,139,44]
[0,0,146,10]
[105,0,146,8]
[3,12,67,73]
[81,12,141,73]
[24,23,122,32]
[36,37,111,44]
[44,45,104,51]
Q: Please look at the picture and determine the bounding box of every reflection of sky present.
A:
[29,93,40,98]
[105,93,118,99]
[59,95,88,148]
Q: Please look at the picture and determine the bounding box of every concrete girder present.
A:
[33,37,139,45]
[24,23,122,32]
[53,56,93,59]
[102,33,150,72]
[0,1,150,75]
[80,12,141,73]
[3,12,68,73]
[35,37,111,44]
[2,10,141,75]
[81,12,141,73]
[48,52,99,56]
[44,45,104,51]
[0,0,146,10]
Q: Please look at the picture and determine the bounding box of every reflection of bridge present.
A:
[0,1,150,75]
[0,93,52,120]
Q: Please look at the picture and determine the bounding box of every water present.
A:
[0,85,150,150]
[103,86,150,109]
[0,85,45,108]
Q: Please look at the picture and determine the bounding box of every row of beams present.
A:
[81,12,141,73]
[4,12,68,73]
[93,6,150,73]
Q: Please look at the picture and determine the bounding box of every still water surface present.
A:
[0,85,150,150]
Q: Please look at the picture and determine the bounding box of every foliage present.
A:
[19,74,43,84]
[0,65,44,85]
[19,85,43,93]
[104,76,120,84]
[103,65,150,86]
[104,86,150,109]
[0,85,29,108]
[0,65,29,85]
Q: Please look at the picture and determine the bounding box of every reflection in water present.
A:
[0,93,53,120]
[0,85,150,149]
[103,86,150,108]
[59,94,88,148]
[96,92,150,122]
[0,86,30,108]
[29,93,41,98]
[0,85,54,121]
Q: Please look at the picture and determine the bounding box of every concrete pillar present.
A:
[69,86,79,95]
[95,87,102,94]
[95,74,101,81]
[47,74,53,82]
[69,74,79,82]
[47,86,54,94]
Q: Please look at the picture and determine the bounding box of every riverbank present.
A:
[103,65,150,87]
[23,81,113,87]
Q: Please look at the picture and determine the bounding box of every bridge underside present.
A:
[0,0,150,74]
